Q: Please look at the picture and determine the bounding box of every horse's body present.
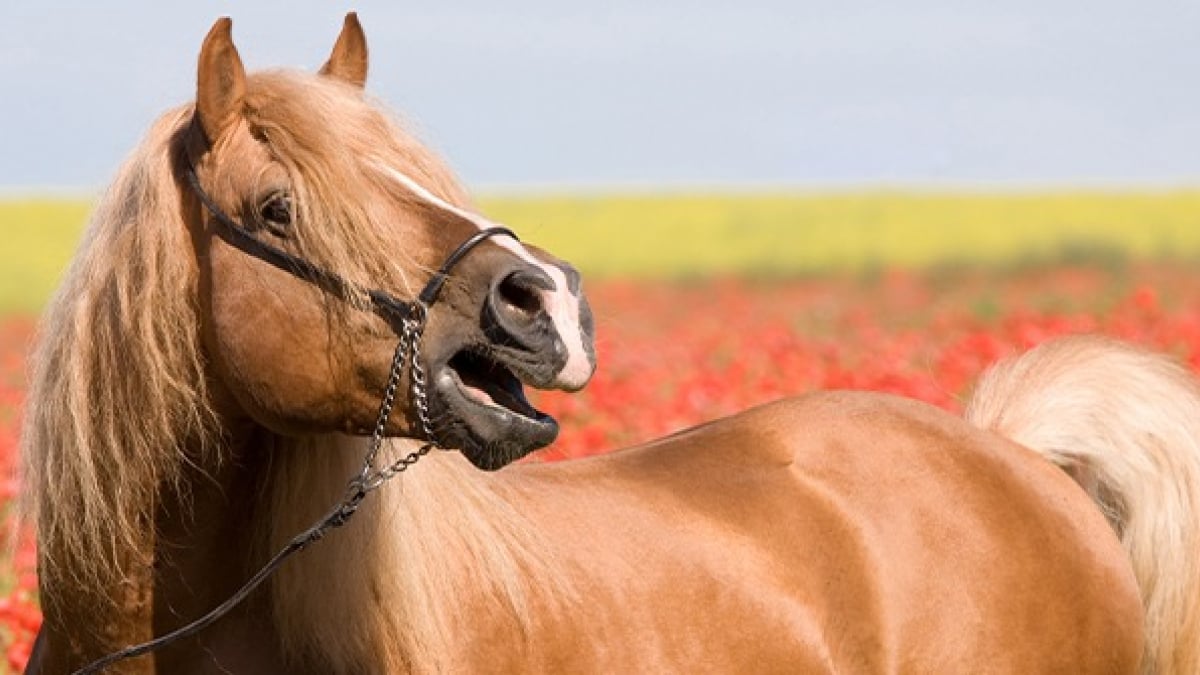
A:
[452,392,1140,673]
[22,14,1200,675]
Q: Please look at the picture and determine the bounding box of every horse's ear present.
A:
[320,12,368,88]
[195,17,247,145]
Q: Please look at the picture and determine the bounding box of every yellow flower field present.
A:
[3,190,1200,313]
[488,190,1200,277]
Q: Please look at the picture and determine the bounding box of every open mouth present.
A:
[431,347,559,470]
[447,351,543,418]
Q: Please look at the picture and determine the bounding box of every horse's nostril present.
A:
[496,269,553,318]
[499,281,539,317]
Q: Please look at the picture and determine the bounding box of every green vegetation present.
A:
[3,190,1200,313]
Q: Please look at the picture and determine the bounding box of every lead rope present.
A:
[73,308,436,675]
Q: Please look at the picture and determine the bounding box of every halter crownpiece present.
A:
[74,169,518,674]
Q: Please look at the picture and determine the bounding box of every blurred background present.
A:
[0,4,1198,669]
[2,1,1199,310]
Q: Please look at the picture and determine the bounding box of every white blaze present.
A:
[375,162,594,389]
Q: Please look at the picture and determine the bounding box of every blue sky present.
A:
[2,1,1198,191]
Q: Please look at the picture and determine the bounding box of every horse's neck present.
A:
[158,435,262,580]
[148,426,292,670]
[264,436,565,672]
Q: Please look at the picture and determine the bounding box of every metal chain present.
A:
[352,304,436,494]
[356,331,410,481]
[408,312,438,442]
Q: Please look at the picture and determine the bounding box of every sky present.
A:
[1,1,1198,192]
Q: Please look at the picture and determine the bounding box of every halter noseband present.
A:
[73,168,518,675]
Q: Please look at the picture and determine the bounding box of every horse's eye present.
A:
[259,193,292,232]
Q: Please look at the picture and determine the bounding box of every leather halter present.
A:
[184,167,517,323]
[73,168,518,674]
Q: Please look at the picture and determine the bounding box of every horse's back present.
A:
[512,391,1143,673]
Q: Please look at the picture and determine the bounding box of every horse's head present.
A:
[186,15,595,470]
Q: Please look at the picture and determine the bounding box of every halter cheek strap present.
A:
[184,166,516,322]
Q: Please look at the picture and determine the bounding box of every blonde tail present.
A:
[965,335,1200,675]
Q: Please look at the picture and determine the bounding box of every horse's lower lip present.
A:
[428,351,559,469]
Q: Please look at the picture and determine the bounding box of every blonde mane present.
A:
[21,107,219,601]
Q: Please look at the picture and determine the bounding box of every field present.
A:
[2,192,1200,671]
[5,190,1200,312]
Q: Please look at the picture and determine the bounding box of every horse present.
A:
[20,13,1200,674]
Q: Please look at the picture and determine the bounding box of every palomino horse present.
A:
[21,14,1200,675]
